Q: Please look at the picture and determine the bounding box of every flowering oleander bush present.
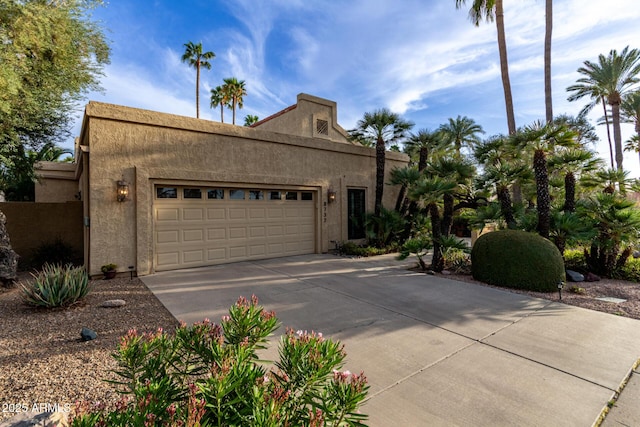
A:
[70,295,369,426]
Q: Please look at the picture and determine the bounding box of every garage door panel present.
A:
[229,246,247,258]
[157,230,179,244]
[183,208,204,221]
[250,244,266,256]
[229,208,246,220]
[267,208,284,218]
[154,186,316,271]
[208,248,226,261]
[183,229,204,242]
[157,208,179,221]
[207,208,226,220]
[157,252,179,268]
[229,227,247,239]
[250,226,266,237]
[183,249,204,263]
[249,208,266,219]
[208,228,226,240]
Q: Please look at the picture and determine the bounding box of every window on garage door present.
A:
[347,189,366,239]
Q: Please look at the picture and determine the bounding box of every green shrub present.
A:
[563,248,586,271]
[614,257,640,282]
[339,241,395,257]
[70,296,369,427]
[443,248,472,274]
[31,237,81,270]
[471,230,565,292]
[21,264,91,308]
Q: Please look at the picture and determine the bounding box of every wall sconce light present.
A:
[117,177,129,202]
[327,189,337,203]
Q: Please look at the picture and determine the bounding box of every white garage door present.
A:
[154,186,316,271]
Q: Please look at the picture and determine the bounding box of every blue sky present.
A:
[70,0,640,176]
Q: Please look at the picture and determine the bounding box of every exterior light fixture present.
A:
[327,189,337,203]
[117,177,129,202]
[557,281,564,301]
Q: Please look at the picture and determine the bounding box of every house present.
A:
[36,93,409,276]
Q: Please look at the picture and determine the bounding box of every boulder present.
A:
[80,327,97,341]
[0,211,18,286]
[584,272,601,282]
[566,270,585,282]
[100,299,126,308]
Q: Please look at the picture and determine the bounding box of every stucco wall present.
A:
[82,102,409,276]
[0,202,83,268]
[35,179,79,203]
[253,94,352,143]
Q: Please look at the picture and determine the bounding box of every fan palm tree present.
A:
[455,0,516,134]
[350,109,413,218]
[244,115,259,126]
[181,41,215,119]
[567,46,640,172]
[210,86,228,123]
[622,91,640,165]
[438,115,485,156]
[547,148,601,212]
[510,121,578,239]
[404,129,447,171]
[221,77,247,125]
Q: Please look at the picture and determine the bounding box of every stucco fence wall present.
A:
[0,202,83,269]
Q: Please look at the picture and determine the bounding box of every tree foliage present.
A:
[0,0,110,151]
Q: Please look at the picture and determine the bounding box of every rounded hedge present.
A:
[471,230,565,292]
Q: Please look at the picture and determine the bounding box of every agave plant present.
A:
[22,264,90,308]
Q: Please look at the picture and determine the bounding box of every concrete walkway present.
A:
[142,254,640,426]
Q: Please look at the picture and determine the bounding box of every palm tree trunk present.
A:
[563,172,576,213]
[232,98,237,125]
[394,185,407,213]
[196,62,200,119]
[534,149,550,239]
[374,137,385,218]
[495,0,516,135]
[602,97,614,169]
[441,193,454,236]
[220,105,224,123]
[611,101,624,172]
[544,0,553,123]
[418,147,428,171]
[429,203,444,272]
[497,184,516,229]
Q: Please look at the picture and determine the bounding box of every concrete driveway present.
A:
[142,254,640,426]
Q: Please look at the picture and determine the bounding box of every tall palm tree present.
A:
[438,115,485,156]
[621,91,640,165]
[210,85,228,123]
[350,109,413,218]
[544,0,553,123]
[510,121,578,239]
[567,46,640,172]
[244,115,259,126]
[181,41,215,119]
[455,0,516,134]
[404,129,447,171]
[221,77,247,125]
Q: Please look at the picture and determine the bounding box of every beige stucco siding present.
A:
[82,102,408,276]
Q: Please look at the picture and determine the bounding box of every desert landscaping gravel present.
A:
[1,268,639,424]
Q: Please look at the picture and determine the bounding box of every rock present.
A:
[441,270,452,275]
[565,269,584,282]
[80,327,97,341]
[584,272,601,282]
[427,270,436,275]
[0,211,18,286]
[634,250,640,259]
[100,299,126,308]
